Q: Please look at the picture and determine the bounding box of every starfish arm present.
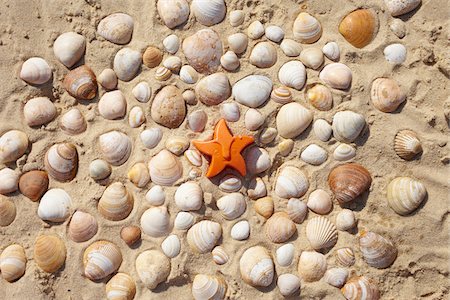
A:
[192,140,220,157]
[206,157,227,177]
[233,136,255,152]
[215,119,233,159]
[227,154,247,176]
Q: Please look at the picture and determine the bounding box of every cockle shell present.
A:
[313,119,332,142]
[161,234,181,258]
[307,189,332,215]
[97,13,133,44]
[34,235,66,273]
[113,48,142,81]
[0,244,26,282]
[163,34,180,54]
[293,12,322,43]
[44,143,78,182]
[334,144,357,161]
[157,0,189,29]
[175,181,203,211]
[98,90,127,120]
[89,159,111,181]
[155,66,172,81]
[287,198,308,224]
[370,78,406,112]
[233,75,272,108]
[195,73,231,106]
[128,106,145,128]
[336,209,357,231]
[18,170,49,201]
[63,65,97,100]
[332,111,366,143]
[328,163,372,204]
[183,29,223,74]
[180,65,199,84]
[53,32,85,68]
[359,231,397,269]
[265,212,297,243]
[20,57,52,85]
[324,267,349,288]
[191,0,226,26]
[276,243,295,267]
[394,130,422,160]
[336,247,355,267]
[0,196,16,226]
[229,10,245,27]
[60,108,87,135]
[341,276,380,300]
[387,177,427,215]
[259,127,277,145]
[276,102,313,139]
[306,216,338,250]
[320,63,352,90]
[127,162,150,187]
[192,274,227,300]
[384,43,407,65]
[249,42,277,68]
[98,68,117,90]
[38,188,71,222]
[132,82,151,103]
[385,0,421,17]
[265,25,284,43]
[83,241,122,281]
[23,97,56,127]
[221,51,240,71]
[240,246,274,287]
[187,220,222,253]
[322,42,340,61]
[68,211,98,243]
[271,86,293,104]
[278,274,301,297]
[145,185,165,206]
[227,33,248,54]
[135,250,170,290]
[254,196,274,219]
[278,139,295,157]
[217,193,246,220]
[339,9,378,48]
[0,168,19,195]
[300,144,328,166]
[106,273,136,300]
[219,174,242,192]
[174,211,195,230]
[140,128,162,149]
[231,220,250,241]
[297,251,327,282]
[151,86,186,128]
[275,166,309,199]
[143,46,163,68]
[245,147,271,174]
[184,149,203,167]
[141,206,171,237]
[247,177,267,199]
[278,60,307,90]
[220,102,240,122]
[165,136,189,155]
[300,48,324,69]
[244,108,265,131]
[280,39,302,57]
[99,182,134,221]
[148,149,182,186]
[212,246,229,265]
[247,21,265,39]
[120,226,141,246]
[307,84,333,111]
[0,130,29,164]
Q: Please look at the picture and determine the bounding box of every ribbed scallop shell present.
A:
[328,163,372,204]
[297,251,327,282]
[300,48,324,70]
[232,75,272,108]
[38,188,72,222]
[0,168,19,195]
[0,244,26,282]
[0,130,29,164]
[254,196,274,219]
[359,231,397,269]
[143,46,163,68]
[68,211,98,243]
[60,108,87,135]
[276,243,295,267]
[97,13,133,45]
[113,48,142,81]
[370,78,405,112]
[307,84,333,111]
[183,29,223,74]
[44,143,78,182]
[127,162,150,188]
[89,159,111,181]
[23,97,56,127]
[247,21,264,39]
[157,0,189,29]
[394,130,422,160]
[163,34,180,54]
[313,119,332,142]
[98,68,117,90]
[287,198,308,224]
[334,144,357,161]
[239,246,274,287]
[227,33,248,54]
[276,102,313,139]
[306,216,338,250]
[324,267,349,288]
[148,149,182,186]
[280,39,302,57]
[99,131,132,166]
[187,220,222,253]
[135,250,171,290]
[53,32,85,68]
[140,128,162,149]
[191,0,226,26]
[229,10,244,27]
[271,86,293,104]
[20,57,52,85]
[341,276,380,300]
[275,166,309,199]
[106,273,136,300]
[34,235,66,273]
[192,274,227,300]
[278,61,307,90]
[336,209,356,231]
[98,182,134,221]
[98,90,127,120]
[219,174,242,193]
[320,63,352,90]
[131,81,150,102]
[120,226,141,246]
[141,206,171,237]
[18,170,48,201]
[336,247,355,267]
[212,246,229,265]
[332,111,365,143]
[216,193,246,220]
[249,42,277,68]
[293,12,322,43]
[339,9,378,48]
[265,212,297,243]
[175,181,203,211]
[83,241,122,281]
[174,211,195,230]
[387,176,427,215]
[180,65,199,84]
[63,65,97,100]
[195,73,231,106]
[161,234,181,258]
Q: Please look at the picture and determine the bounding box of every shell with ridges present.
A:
[163,56,182,73]
[394,130,422,160]
[0,130,29,164]
[99,131,132,166]
[371,78,406,112]
[18,170,49,201]
[341,276,380,300]
[175,181,203,211]
[0,168,19,195]
[187,220,222,253]
[307,84,333,111]
[98,90,127,120]
[143,46,162,68]
[183,29,223,74]
[148,149,182,186]
[44,143,78,182]
[127,162,150,187]
[192,274,227,300]
[306,216,338,250]
[278,61,307,90]
[328,163,372,204]
[0,244,26,282]
[293,12,322,43]
[63,65,97,100]
[307,189,332,215]
[247,21,264,39]
[232,75,272,108]
[212,246,229,265]
[219,174,242,193]
[161,234,181,258]
[106,273,136,300]
[98,182,134,221]
[53,32,86,68]
[332,111,365,143]
[359,231,397,269]
[195,73,231,106]
[68,211,98,243]
[322,42,340,61]
[24,97,56,127]
[277,274,301,297]
[113,48,142,81]
[336,248,355,267]
[324,267,349,288]
[163,34,180,54]
[60,108,87,135]
[254,196,274,219]
[249,42,277,68]
[320,63,352,90]
[140,206,171,237]
[191,0,226,26]
[216,193,246,220]
[0,196,16,226]
[387,176,427,215]
[180,65,199,84]
[275,166,309,199]
[140,128,162,149]
[297,251,327,282]
[155,66,172,81]
[38,188,72,222]
[98,68,118,90]
[132,82,151,103]
[339,9,378,48]
[157,0,189,29]
[34,235,66,273]
[271,86,293,104]
[97,13,133,45]
[231,220,250,241]
[239,246,274,287]
[276,102,313,139]
[229,10,244,27]
[89,159,111,181]
[280,39,302,57]
[287,198,308,224]
[135,250,170,290]
[276,243,295,267]
[83,240,122,281]
[300,144,328,166]
[334,144,356,161]
[174,211,195,230]
[313,119,332,142]
[184,149,203,167]
[20,57,52,85]
[265,212,296,243]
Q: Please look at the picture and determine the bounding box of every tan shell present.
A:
[324,267,349,288]
[128,106,145,128]
[18,170,49,201]
[140,206,171,237]
[127,162,150,188]
[239,246,274,287]
[192,274,227,300]
[387,176,427,215]
[98,90,127,120]
[371,78,406,112]
[19,57,52,85]
[143,46,163,68]
[328,163,372,204]
[195,73,231,106]
[293,12,322,43]
[23,97,57,127]
[151,86,186,128]
[249,42,277,68]
[271,86,293,105]
[300,47,324,69]
[120,226,141,246]
[63,65,97,100]
[278,139,295,157]
[0,130,29,164]
[98,182,134,221]
[0,244,27,282]
[307,189,332,215]
[287,198,308,224]
[97,13,134,45]
[60,108,87,135]
[212,246,229,265]
[83,241,123,281]
[135,250,170,290]
[359,231,397,269]
[254,196,274,219]
[182,29,223,74]
[320,63,352,90]
[187,220,222,253]
[265,212,296,243]
[165,136,190,156]
[155,66,172,81]
[393,130,422,160]
[34,235,66,273]
[339,9,378,48]
[297,251,327,282]
[99,131,132,166]
[68,211,98,243]
[98,68,118,90]
[244,108,265,131]
[336,247,355,267]
[157,0,189,29]
[276,102,313,139]
[0,196,16,226]
[306,84,333,111]
[44,143,78,182]
[341,276,380,300]
[106,273,136,300]
[148,149,182,186]
[305,216,338,250]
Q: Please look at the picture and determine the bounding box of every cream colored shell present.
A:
[0,244,26,282]
[187,220,222,253]
[83,241,122,281]
[135,250,170,290]
[239,246,274,287]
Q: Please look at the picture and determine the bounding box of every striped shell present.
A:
[19,57,52,85]
[328,163,372,204]
[280,39,302,57]
[84,241,122,281]
[219,174,242,193]
[313,119,332,142]
[332,111,365,143]
[276,102,313,139]
[196,73,231,106]
[180,65,199,84]
[324,267,349,288]
[339,9,378,48]
[174,181,203,211]
[334,144,357,161]
[63,65,97,100]
[307,84,333,111]
[98,182,134,221]
[394,130,422,160]
[68,211,98,243]
[0,196,16,226]
[341,276,380,300]
[192,274,227,300]
[371,78,406,112]
[229,10,244,27]
[161,234,181,258]
[293,12,322,43]
[99,131,132,166]
[265,212,297,243]
[44,143,78,182]
[254,196,274,219]
[216,193,246,220]
[240,246,274,287]
[143,46,162,68]
[245,147,271,174]
[297,251,327,282]
[306,216,338,250]
[359,231,397,269]
[135,250,170,290]
[34,235,66,273]
[140,128,162,149]
[140,206,171,237]
[105,273,136,300]
[336,247,356,267]
[0,244,26,282]
[155,66,172,81]
[148,149,182,186]
[271,86,293,104]
[275,166,309,199]
[212,246,229,265]
[278,61,307,90]
[60,108,87,135]
[191,0,226,26]
[387,176,427,215]
[174,212,195,230]
[187,220,222,253]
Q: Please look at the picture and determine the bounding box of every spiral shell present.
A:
[280,39,302,57]
[271,86,293,105]
[339,9,378,48]
[275,166,309,199]
[336,247,355,267]
[385,0,421,17]
[324,267,349,288]
[183,29,223,74]
[23,97,56,127]
[219,174,242,193]
[307,189,332,215]
[157,0,189,29]
[320,63,352,90]
[143,46,163,68]
[99,131,132,166]
[341,276,380,300]
[297,251,327,282]
[18,170,49,201]
[394,130,422,160]
[98,68,118,90]
[38,188,72,222]
[97,13,133,45]
[60,108,87,135]
[132,82,151,103]
[229,10,244,27]
[306,216,338,250]
[98,182,134,221]
[98,90,127,120]
[227,33,248,55]
[293,12,322,43]
[0,196,16,226]
[0,244,26,282]
[44,143,78,182]
[370,78,406,113]
[113,48,142,81]
[68,211,98,243]
[163,34,180,54]
[161,234,181,258]
[277,274,301,297]
[265,25,285,43]
[276,102,313,139]
[336,209,357,231]
[148,149,182,186]
[120,226,141,246]
[300,144,328,166]
[254,196,274,219]
[300,47,324,70]
[334,144,357,161]
[220,51,240,71]
[140,128,162,149]
[191,0,226,26]
[212,246,229,265]
[151,86,186,128]
[34,234,66,273]
[249,42,277,68]
[220,102,240,122]
[332,111,365,143]
[217,193,246,220]
[192,274,227,300]
[313,119,332,142]
[328,163,372,204]
[307,84,333,111]
[127,162,150,188]
[0,130,29,164]
[63,65,97,100]
[245,147,271,174]
[240,246,274,287]
[20,57,52,85]
[322,41,340,61]
[231,220,250,241]
[278,60,307,90]
[135,250,170,290]
[287,198,308,224]
[247,177,267,199]
[265,212,297,243]
[187,220,222,253]
[0,168,19,195]
[89,159,111,181]
[276,243,295,267]
[233,75,272,108]
[180,65,199,84]
[174,211,195,230]
[106,273,136,300]
[141,206,171,237]
[247,21,264,39]
[83,241,122,281]
[387,176,427,215]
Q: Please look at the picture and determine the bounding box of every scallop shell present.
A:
[332,111,365,143]
[297,251,327,282]
[145,185,165,206]
[19,57,52,85]
[106,273,136,300]
[174,211,195,230]
[320,63,352,90]
[195,73,231,106]
[278,60,307,90]
[143,46,163,68]
[339,9,378,48]
[322,42,340,61]
[83,241,122,281]
[128,106,145,128]
[301,144,328,166]
[307,189,332,215]
[99,131,132,166]
[97,13,133,44]
[385,0,421,17]
[387,177,427,215]
[221,51,240,71]
[394,130,422,160]
[191,0,226,26]
[328,163,372,204]
[313,119,332,142]
[276,102,313,139]
[34,235,66,273]
[132,82,151,103]
[280,39,302,57]
[265,25,284,43]
[98,90,127,120]
[231,220,250,241]
[341,276,380,300]
[219,174,242,193]
[259,127,277,145]
[265,212,296,243]
[23,97,57,127]
[165,136,190,156]
[63,65,97,100]
[60,108,87,135]
[155,66,172,81]
[324,267,349,288]
[233,75,273,108]
[217,193,246,220]
[293,12,322,43]
[247,177,267,199]
[187,220,222,253]
[44,143,78,182]
[140,128,162,149]
[120,226,141,246]
[336,247,355,267]
[127,162,150,188]
[359,231,397,269]
[141,206,171,237]
[53,32,86,68]
[0,196,16,226]
[334,144,356,161]
[336,209,357,231]
[220,102,240,122]
[307,84,333,111]
[184,149,203,167]
[0,244,26,282]
[276,243,295,267]
[254,196,274,219]
[229,10,245,27]
[278,274,301,297]
[98,68,118,90]
[275,166,309,199]
[0,168,19,195]
[135,250,170,290]
[249,42,277,68]
[247,21,265,39]
[306,216,338,250]
[151,86,186,128]
[287,198,308,224]
[384,43,407,65]
[68,211,98,243]
[163,34,180,54]
[148,149,182,186]
[0,130,29,164]
[175,181,203,211]
[161,234,181,258]
[239,246,274,287]
[244,108,265,131]
[180,65,199,84]
[212,246,229,265]
[89,159,111,181]
[300,47,324,69]
[113,48,142,81]
[370,78,406,112]
[278,139,295,157]
[157,0,189,29]
[183,29,223,74]
[227,33,248,54]
[271,86,293,104]
[192,274,227,300]
[18,170,49,201]
[98,182,134,221]
[245,147,271,175]
[38,188,72,222]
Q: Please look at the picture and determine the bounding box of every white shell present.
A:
[336,209,356,231]
[0,130,29,164]
[188,110,207,132]
[220,102,240,122]
[280,39,302,57]
[306,216,338,250]
[229,10,245,27]
[216,193,246,220]
[98,90,127,120]
[99,131,132,166]
[313,119,332,142]
[245,147,271,175]
[60,108,87,135]
[195,72,231,106]
[192,274,227,300]
[37,188,71,222]
[259,127,277,145]
[227,33,248,54]
[322,42,340,61]
[97,68,117,90]
[97,13,133,45]
[293,12,322,43]
[323,267,349,288]
[145,185,165,206]
[140,128,162,149]
[297,251,327,282]
[212,246,229,265]
[148,150,182,186]
[53,32,86,68]
[333,144,356,161]
[128,106,145,128]
[276,243,295,267]
[140,206,171,237]
[275,166,309,199]
[219,174,242,193]
[163,34,180,54]
[163,56,182,73]
[220,51,240,71]
[135,250,170,290]
[336,248,355,267]
[277,274,301,297]
[249,42,277,68]
[132,82,151,103]
[307,189,332,215]
[332,111,366,143]
[265,25,284,43]
[113,48,142,81]
[231,220,250,240]
[247,177,267,199]
[157,0,189,29]
[0,168,19,195]
[278,61,307,90]
[247,21,265,39]
[175,182,203,211]
[384,43,407,65]
[320,63,352,90]
[187,220,222,253]
[191,0,226,26]
[232,75,272,108]
[180,65,199,84]
[287,198,308,224]
[239,246,274,287]
[387,177,427,215]
[300,144,328,166]
[20,57,52,85]
[184,149,203,167]
[276,102,313,139]
[165,136,190,156]
[300,48,324,69]
[174,211,195,230]
[161,234,181,258]
[244,108,265,131]
[89,159,111,180]
[385,0,421,17]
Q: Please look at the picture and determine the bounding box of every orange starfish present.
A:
[193,119,254,178]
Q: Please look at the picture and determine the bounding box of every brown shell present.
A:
[143,46,163,68]
[44,143,78,182]
[34,235,66,273]
[341,276,380,300]
[120,226,141,246]
[18,170,49,201]
[328,163,372,204]
[339,9,378,48]
[0,196,16,226]
[63,65,97,100]
[265,212,296,243]
[150,86,186,129]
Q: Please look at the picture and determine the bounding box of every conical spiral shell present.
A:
[135,250,170,290]
[34,235,66,273]
[0,130,29,164]
[0,244,26,282]
[387,176,427,215]
[265,212,297,243]
[187,220,222,253]
[275,166,309,199]
[370,78,405,112]
[0,197,16,226]
[23,97,56,127]
[44,143,78,182]
[339,9,378,48]
[306,216,338,250]
[63,65,97,100]
[98,182,134,221]
[83,241,122,281]
[18,170,48,201]
[60,108,87,135]
[19,57,52,85]
[336,247,356,267]
[68,211,98,243]
[38,188,72,222]
[239,246,274,287]
[254,196,274,219]
[148,149,182,186]
[106,273,136,300]
[141,206,171,237]
[328,163,372,204]
[359,231,397,269]
[293,12,322,43]
[297,251,327,282]
[216,193,246,220]
[97,13,134,45]
[99,131,132,166]
[192,274,227,300]
[341,276,380,300]
[393,130,422,160]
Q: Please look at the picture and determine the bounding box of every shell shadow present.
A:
[152,274,190,293]
[389,99,407,114]
[339,191,369,212]
[398,3,422,22]
[354,124,370,147]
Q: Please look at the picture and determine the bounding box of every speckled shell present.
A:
[180,65,199,84]
[341,276,380,300]
[275,165,309,199]
[271,86,293,104]
[151,86,186,128]
[276,102,313,139]
[277,274,301,297]
[163,34,180,54]
[307,189,332,215]
[24,97,56,127]
[332,111,365,143]
[98,68,117,90]
[227,33,248,54]
[328,163,372,204]
[265,212,296,243]
[143,46,163,68]
[276,243,295,267]
[336,247,355,267]
[0,168,19,195]
[120,226,141,246]
[34,235,66,273]
[89,159,111,181]
[187,220,222,253]
[313,119,332,142]
[98,90,127,120]
[192,274,227,300]
[141,206,171,237]
[157,0,189,29]
[370,78,405,112]
[135,250,170,290]
[394,130,422,160]
[99,131,132,166]
[106,273,136,300]
[387,177,427,215]
[60,108,87,135]
[174,211,195,230]
[300,48,324,69]
[68,211,98,243]
[191,0,226,26]
[229,10,244,27]
[280,39,302,57]
[18,170,49,201]
[19,57,52,85]
[233,75,272,108]
[359,231,397,269]
[324,267,349,288]
[384,0,421,17]
[300,144,328,166]
[293,12,322,43]
[306,216,338,250]
[53,32,86,68]
[278,61,307,90]
[307,84,333,111]
[97,13,134,45]
[336,209,357,231]
[195,73,231,106]
[183,29,223,74]
[254,197,274,219]
[212,246,229,265]
[140,128,162,149]
[38,188,72,222]
[240,246,274,287]
[217,193,246,220]
[287,198,308,224]
[320,63,352,90]
[0,130,29,164]
[132,82,151,103]
[127,162,150,188]
[161,234,181,258]
[148,149,182,186]
[0,196,16,226]
[44,143,78,182]
[0,244,26,282]
[297,251,327,282]
[113,48,142,81]
[339,9,378,48]
[83,241,122,281]
[219,174,242,193]
[245,147,271,175]
[249,42,278,68]
[98,182,134,221]
[63,65,97,100]
[247,21,264,39]
[334,144,357,161]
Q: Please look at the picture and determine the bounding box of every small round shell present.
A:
[97,13,133,45]
[120,226,141,246]
[113,48,142,81]
[247,177,267,199]
[0,244,26,282]
[63,65,97,100]
[212,246,229,265]
[249,42,277,68]
[18,170,49,201]
[163,56,182,73]
[155,66,172,81]
[336,209,357,231]
[192,274,227,300]
[277,274,301,297]
[184,149,203,167]
[145,185,165,206]
[280,39,302,57]
[89,159,111,181]
[227,33,248,54]
[83,241,123,281]
[254,196,274,219]
[221,51,240,71]
[271,86,293,104]
[323,267,349,288]
[320,63,352,90]
[219,174,242,193]
[247,21,265,39]
[300,47,324,69]
[231,220,250,241]
[322,42,340,61]
[132,82,151,103]
[60,108,87,135]
[20,57,52,85]
[128,106,145,128]
[148,149,182,186]
[313,119,332,142]
[275,166,309,199]
[239,246,274,287]
[328,163,372,204]
[0,168,19,195]
[336,247,355,267]
[127,162,150,187]
[143,46,163,68]
[165,136,190,156]
[98,68,118,91]
[140,206,171,237]
[188,110,208,133]
[276,243,295,267]
[220,102,240,122]
[259,128,277,145]
[217,193,246,220]
[174,211,195,230]
[180,65,199,84]
[140,128,162,149]
[334,144,356,161]
[34,235,66,273]
[278,139,295,157]
[175,181,203,211]
[371,78,406,112]
[135,250,170,290]
[163,34,180,54]
[195,73,231,106]
[265,212,297,243]
[229,10,245,27]
[99,131,132,166]
[244,108,265,131]
[98,182,134,221]
[306,84,333,111]
[0,130,29,164]
[297,251,327,282]
[157,0,189,29]
[187,220,222,253]
[232,75,272,108]
[245,147,271,175]
[106,273,136,300]
[68,211,98,243]
[38,188,72,222]
[0,197,16,226]
[300,144,328,166]
[265,25,284,43]
[293,12,322,43]
[387,177,427,215]
[384,43,407,65]
[307,189,332,215]
[306,216,338,250]
[161,234,181,258]
[44,143,78,182]
[98,90,127,120]
[23,97,56,127]
[341,276,380,300]
[359,231,397,269]
[394,130,422,160]
[287,198,308,224]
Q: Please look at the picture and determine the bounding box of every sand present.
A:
[0,0,449,299]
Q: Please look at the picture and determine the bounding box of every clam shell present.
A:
[157,0,189,29]
[98,182,134,221]
[132,82,151,103]
[165,136,190,156]
[339,9,378,48]
[219,174,242,193]
[322,42,340,61]
[148,149,182,186]
[0,130,29,164]
[151,86,186,128]
[265,212,296,243]
[307,189,332,215]
[161,234,181,258]
[220,102,240,122]
[229,10,245,27]
[24,97,56,127]
[44,143,78,182]
[127,162,150,187]
[332,110,365,143]
[265,25,284,43]
[278,60,307,90]
[231,220,250,241]
[276,243,295,267]
[387,177,427,215]
[371,78,405,112]
[232,75,272,108]
[98,68,117,90]
[220,51,240,71]
[145,185,165,206]
[140,128,162,149]
[301,144,328,166]
[324,267,349,288]
[336,247,355,267]
[191,0,226,26]
[271,86,293,104]
[143,46,163,68]
[307,84,333,111]
[60,108,87,135]
[212,246,229,265]
[192,274,227,300]
[113,48,142,81]
[183,29,223,74]
[390,19,407,38]
[244,108,265,131]
[53,32,85,68]
[306,216,338,250]
[163,56,182,73]
[254,196,274,219]
[275,166,309,199]
[0,168,19,195]
[180,65,199,84]
[359,231,397,269]
[0,244,26,282]
[385,0,421,16]
[336,209,356,231]
[135,250,170,290]
[155,66,172,81]
[106,273,136,300]
[276,102,313,139]
[394,130,422,160]
[128,106,145,128]
[99,131,132,166]
[140,206,171,237]
[341,276,380,300]
[313,119,332,142]
[98,90,127,120]
[174,211,195,230]
[293,12,322,43]
[68,211,98,243]
[20,57,52,85]
[384,43,407,65]
[278,274,301,297]
[217,193,246,220]
[83,241,122,281]
[280,39,302,57]
[187,220,222,253]
[247,177,267,199]
[163,34,180,54]
[334,144,356,161]
[196,73,231,106]
[0,196,16,226]
[245,147,271,175]
[278,139,295,156]
[249,42,277,68]
[227,33,248,54]
[175,181,203,211]
[259,127,277,145]
[184,149,203,167]
[120,226,141,246]
[18,170,49,201]
[247,21,265,39]
[328,163,372,204]
[38,188,72,222]
[240,246,274,287]
[297,251,327,282]
[63,65,97,100]
[89,159,111,181]
[287,198,308,224]
[300,47,324,69]
[320,63,352,90]
[34,235,66,273]
[97,13,133,44]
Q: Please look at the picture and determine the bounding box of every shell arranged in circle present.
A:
[83,240,122,281]
[240,246,274,287]
[34,234,66,273]
[387,177,427,215]
[328,163,372,204]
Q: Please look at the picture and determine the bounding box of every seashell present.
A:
[84,241,122,281]
[34,235,66,273]
[106,273,136,300]
[278,139,295,157]
[187,220,222,253]
[339,9,378,48]
[271,86,293,105]
[180,65,199,84]
[278,60,307,90]
[341,276,380,300]
[44,143,78,182]
[332,111,365,143]
[387,177,427,215]
[336,209,356,231]
[328,163,372,204]
[135,250,170,290]
[227,33,248,54]
[265,212,296,243]
[254,196,274,219]
[163,56,182,73]
[297,251,327,282]
[38,188,71,222]
[383,43,406,64]
[174,211,195,230]
[128,106,145,128]
[390,19,406,38]
[307,84,333,111]
[231,220,250,241]
[0,168,19,195]
[0,196,16,226]
[140,128,162,149]
[98,90,127,120]
[53,32,85,68]
[336,248,355,267]
[220,102,240,122]
[0,130,29,164]
[249,42,277,68]
[132,82,151,103]
[175,181,203,211]
[306,216,338,250]
[247,21,265,39]
[97,13,133,44]
[184,149,203,167]
[145,185,165,206]
[89,159,111,181]
[163,34,180,54]
[385,0,421,17]
[161,234,181,258]
[192,274,227,300]
[307,189,332,215]
[127,162,150,188]
[143,46,163,68]
[287,198,308,224]
[212,246,229,265]
[217,193,246,220]
[370,78,406,112]
[359,231,397,269]
[221,51,240,71]
[0,244,26,282]
[19,57,52,85]
[99,182,134,221]
[155,66,172,81]
[63,65,97,100]
[275,166,309,199]
[151,86,186,128]
[24,97,56,127]
[322,42,340,61]
[276,243,295,267]
[60,108,87,135]
[219,174,242,193]
[265,25,284,43]
[140,206,171,237]
[278,274,301,297]
[195,73,231,106]
[157,0,189,29]
[244,108,265,131]
[233,75,272,108]
[113,48,142,81]
[239,246,274,287]
[165,136,190,156]
[191,0,226,26]
[18,170,49,201]
[324,267,349,288]
[245,147,271,174]
[183,29,223,74]
[293,12,322,43]
[276,102,313,139]
[98,68,117,90]
[334,144,356,161]
[280,39,302,57]
[301,144,328,166]
[120,226,141,246]
[300,48,324,69]
[148,149,182,186]
[259,127,277,145]
[313,119,332,142]
[229,10,245,27]
[68,211,98,243]
[187,167,201,180]
[320,63,352,90]
[247,177,267,199]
